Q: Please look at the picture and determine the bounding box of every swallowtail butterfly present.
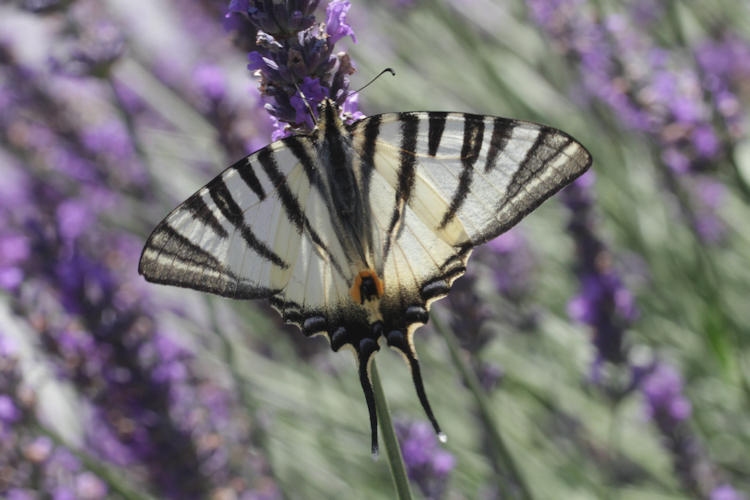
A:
[139,99,592,454]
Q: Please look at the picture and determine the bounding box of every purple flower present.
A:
[0,38,279,498]
[641,363,691,422]
[230,0,363,136]
[0,234,30,264]
[18,0,66,13]
[395,419,455,499]
[711,485,748,500]
[290,76,327,128]
[75,472,108,499]
[527,0,739,180]
[7,490,35,500]
[692,125,721,157]
[52,21,125,76]
[57,200,93,243]
[341,91,365,123]
[25,436,54,463]
[563,172,636,367]
[485,230,534,299]
[0,233,29,290]
[326,0,357,45]
[193,64,227,102]
[0,394,21,423]
[226,0,321,38]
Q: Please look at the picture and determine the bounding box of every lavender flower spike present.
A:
[395,419,455,499]
[228,0,362,138]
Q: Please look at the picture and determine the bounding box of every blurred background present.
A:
[1,0,749,498]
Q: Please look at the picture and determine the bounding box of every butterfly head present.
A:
[315,98,344,133]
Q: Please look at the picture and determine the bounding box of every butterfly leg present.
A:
[385,329,445,441]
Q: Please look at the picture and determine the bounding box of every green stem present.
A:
[432,313,534,500]
[371,359,413,500]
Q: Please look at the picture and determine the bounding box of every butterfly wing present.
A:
[349,111,591,319]
[346,111,591,439]
[139,133,367,330]
[139,138,322,301]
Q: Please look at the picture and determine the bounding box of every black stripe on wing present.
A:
[207,176,288,269]
[259,142,348,279]
[283,136,318,183]
[358,115,382,257]
[139,223,278,299]
[501,127,566,204]
[234,157,266,200]
[427,112,447,157]
[438,113,485,229]
[184,193,228,238]
[492,127,590,238]
[382,112,419,264]
[484,117,515,173]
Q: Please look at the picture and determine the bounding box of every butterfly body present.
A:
[139,99,592,454]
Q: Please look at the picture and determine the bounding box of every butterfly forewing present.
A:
[350,112,591,250]
[139,142,307,299]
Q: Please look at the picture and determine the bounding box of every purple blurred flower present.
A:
[57,200,93,243]
[75,472,108,499]
[444,269,493,355]
[691,178,727,243]
[18,0,68,13]
[0,37,279,499]
[695,33,750,138]
[81,121,134,161]
[7,490,35,500]
[0,330,110,497]
[395,419,455,499]
[193,64,227,102]
[485,230,534,301]
[711,485,748,500]
[527,0,745,179]
[563,172,636,367]
[51,21,125,76]
[692,125,721,158]
[641,363,691,422]
[227,0,320,37]
[0,233,30,290]
[0,394,21,423]
[636,362,731,497]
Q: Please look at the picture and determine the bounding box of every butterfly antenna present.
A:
[345,68,396,99]
[357,337,381,458]
[386,331,446,442]
[293,80,318,127]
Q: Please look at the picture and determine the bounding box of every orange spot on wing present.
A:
[350,269,384,303]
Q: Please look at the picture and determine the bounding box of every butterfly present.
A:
[139,99,591,454]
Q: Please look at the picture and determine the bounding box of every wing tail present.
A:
[357,336,381,458]
[385,329,443,439]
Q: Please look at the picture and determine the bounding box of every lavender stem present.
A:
[371,359,413,500]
